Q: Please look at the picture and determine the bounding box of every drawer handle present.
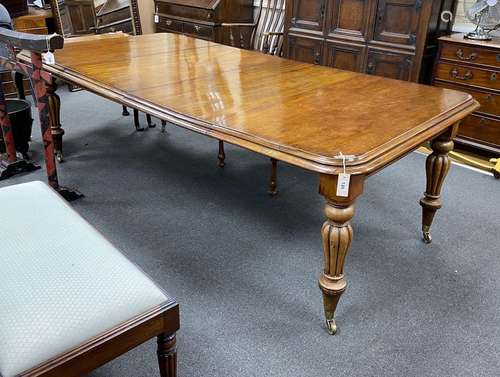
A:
[194,25,201,32]
[450,68,473,81]
[479,118,486,127]
[491,72,497,81]
[455,49,478,61]
[486,94,493,102]
[165,20,172,26]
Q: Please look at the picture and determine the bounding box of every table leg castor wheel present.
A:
[423,231,432,244]
[326,319,337,335]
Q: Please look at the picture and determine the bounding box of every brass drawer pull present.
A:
[455,49,478,61]
[450,67,473,80]
[491,72,497,81]
[486,94,493,102]
[479,118,486,127]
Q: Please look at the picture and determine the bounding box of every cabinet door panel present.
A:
[325,41,365,71]
[290,0,327,33]
[286,35,324,65]
[328,0,371,40]
[373,0,422,46]
[366,49,413,80]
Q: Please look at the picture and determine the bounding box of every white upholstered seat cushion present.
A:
[0,181,170,377]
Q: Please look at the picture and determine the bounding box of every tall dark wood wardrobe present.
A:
[283,0,457,83]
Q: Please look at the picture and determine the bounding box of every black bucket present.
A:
[0,99,33,158]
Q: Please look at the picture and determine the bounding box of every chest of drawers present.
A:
[433,34,500,155]
[153,0,253,45]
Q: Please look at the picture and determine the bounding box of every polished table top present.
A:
[41,33,477,175]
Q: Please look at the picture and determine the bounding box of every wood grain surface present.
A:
[26,33,478,175]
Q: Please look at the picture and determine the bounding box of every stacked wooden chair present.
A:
[218,0,285,196]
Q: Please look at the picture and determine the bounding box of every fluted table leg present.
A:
[420,125,458,243]
[318,174,365,334]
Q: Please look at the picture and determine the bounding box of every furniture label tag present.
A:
[42,52,55,65]
[336,173,351,197]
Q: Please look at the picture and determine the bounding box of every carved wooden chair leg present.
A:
[161,120,167,133]
[122,105,130,116]
[268,158,278,196]
[157,333,177,377]
[147,114,156,128]
[218,140,225,167]
[133,108,145,132]
[419,125,456,243]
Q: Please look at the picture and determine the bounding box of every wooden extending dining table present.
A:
[19,32,478,335]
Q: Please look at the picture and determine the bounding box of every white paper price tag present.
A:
[42,51,55,65]
[154,14,160,23]
[336,173,351,197]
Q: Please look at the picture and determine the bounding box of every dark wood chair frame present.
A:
[19,303,179,377]
[218,0,285,196]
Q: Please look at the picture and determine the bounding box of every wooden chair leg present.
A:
[122,105,130,116]
[133,109,145,132]
[146,114,156,128]
[218,140,225,167]
[157,333,177,377]
[268,158,278,196]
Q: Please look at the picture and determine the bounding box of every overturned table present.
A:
[19,32,478,335]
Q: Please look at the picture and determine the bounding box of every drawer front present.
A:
[434,81,500,117]
[13,16,46,31]
[440,42,500,68]
[459,114,500,147]
[157,4,214,22]
[97,21,133,34]
[158,17,183,33]
[434,62,500,91]
[183,22,214,40]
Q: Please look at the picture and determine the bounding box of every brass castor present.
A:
[326,319,337,335]
[423,231,432,244]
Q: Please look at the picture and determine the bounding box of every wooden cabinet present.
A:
[325,40,365,71]
[287,35,323,64]
[289,0,327,34]
[433,34,500,155]
[373,0,422,46]
[64,0,97,35]
[154,0,254,46]
[366,48,413,80]
[284,0,456,83]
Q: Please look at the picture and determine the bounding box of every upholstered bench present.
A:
[0,181,179,377]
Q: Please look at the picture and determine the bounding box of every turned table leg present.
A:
[268,158,278,196]
[157,333,177,377]
[318,174,364,335]
[218,140,225,167]
[420,125,457,244]
[46,79,64,162]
